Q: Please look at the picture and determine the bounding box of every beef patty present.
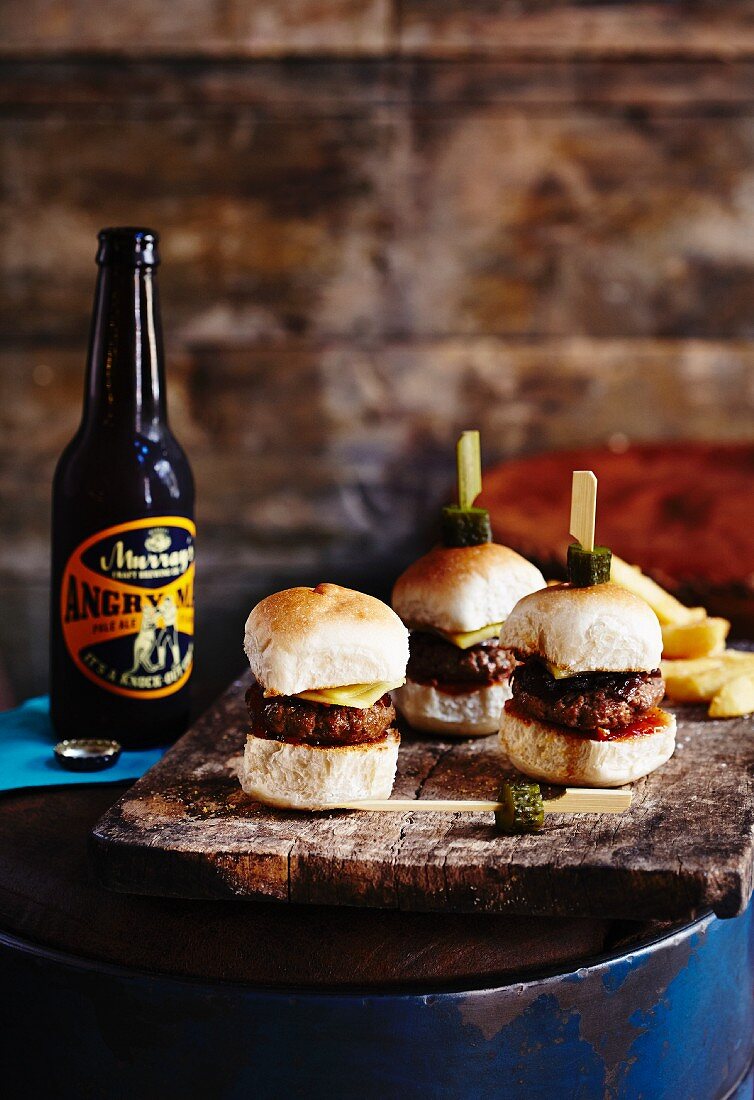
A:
[511,660,665,731]
[407,631,515,687]
[246,682,396,747]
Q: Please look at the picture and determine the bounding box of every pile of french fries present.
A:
[610,555,753,718]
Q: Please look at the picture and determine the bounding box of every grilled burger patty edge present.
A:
[407,631,515,687]
[246,682,396,746]
[511,660,665,731]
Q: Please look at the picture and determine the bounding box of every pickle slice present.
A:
[567,543,612,587]
[494,780,545,835]
[441,505,492,548]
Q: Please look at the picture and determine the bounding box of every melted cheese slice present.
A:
[545,661,575,680]
[437,622,505,650]
[297,680,405,708]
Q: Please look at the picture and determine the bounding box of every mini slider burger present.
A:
[392,432,545,736]
[240,583,409,809]
[498,472,676,787]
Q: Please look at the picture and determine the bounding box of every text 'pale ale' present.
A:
[51,228,195,748]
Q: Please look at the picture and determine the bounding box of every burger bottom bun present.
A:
[239,729,400,810]
[394,679,511,737]
[499,706,676,787]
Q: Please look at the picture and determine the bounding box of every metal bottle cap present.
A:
[54,739,122,772]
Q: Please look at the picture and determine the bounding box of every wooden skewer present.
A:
[570,469,598,552]
[457,429,482,511]
[337,788,631,815]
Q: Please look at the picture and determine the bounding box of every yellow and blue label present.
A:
[61,517,195,699]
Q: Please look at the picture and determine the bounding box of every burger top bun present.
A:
[244,583,409,697]
[391,543,545,634]
[499,582,662,674]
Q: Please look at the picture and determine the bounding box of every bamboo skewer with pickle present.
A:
[496,470,678,787]
[391,432,546,737]
[439,429,492,547]
[338,781,632,835]
[567,469,612,586]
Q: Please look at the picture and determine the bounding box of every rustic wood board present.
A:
[91,670,754,920]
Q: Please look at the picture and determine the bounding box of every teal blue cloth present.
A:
[0,696,164,790]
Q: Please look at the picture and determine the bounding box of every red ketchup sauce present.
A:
[505,701,669,742]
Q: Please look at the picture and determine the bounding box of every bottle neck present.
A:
[82,262,168,433]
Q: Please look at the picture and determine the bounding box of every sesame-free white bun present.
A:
[244,583,409,696]
[392,543,545,633]
[499,706,676,787]
[395,679,511,736]
[239,730,400,810]
[499,583,662,674]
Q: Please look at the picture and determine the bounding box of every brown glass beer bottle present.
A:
[50,228,195,748]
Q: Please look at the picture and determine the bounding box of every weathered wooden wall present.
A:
[3,2,754,699]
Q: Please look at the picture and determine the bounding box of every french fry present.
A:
[660,617,730,660]
[709,673,754,718]
[662,663,732,703]
[610,555,705,626]
[662,652,754,703]
[662,652,754,677]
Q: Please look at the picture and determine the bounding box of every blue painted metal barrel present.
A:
[1,903,752,1098]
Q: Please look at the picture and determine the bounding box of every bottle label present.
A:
[61,517,195,699]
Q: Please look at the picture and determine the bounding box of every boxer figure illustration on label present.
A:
[156,596,180,670]
[129,596,180,675]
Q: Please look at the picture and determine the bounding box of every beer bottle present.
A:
[50,228,195,748]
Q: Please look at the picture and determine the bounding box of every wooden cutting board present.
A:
[91,670,754,921]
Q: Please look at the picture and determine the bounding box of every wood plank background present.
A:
[3,2,754,701]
